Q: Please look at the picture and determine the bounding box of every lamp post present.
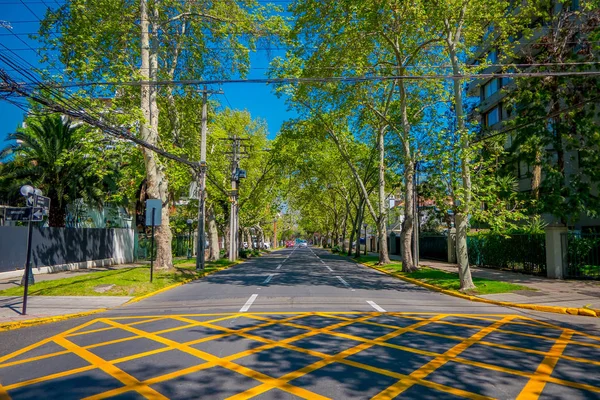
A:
[363,223,368,256]
[19,185,42,315]
[186,219,193,259]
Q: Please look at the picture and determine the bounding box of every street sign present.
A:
[31,208,44,222]
[5,207,31,221]
[35,195,51,215]
[145,199,162,226]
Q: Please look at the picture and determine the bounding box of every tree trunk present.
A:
[354,200,364,258]
[140,0,172,270]
[377,127,391,264]
[401,166,416,272]
[48,198,66,227]
[207,205,220,261]
[531,149,542,200]
[448,36,475,290]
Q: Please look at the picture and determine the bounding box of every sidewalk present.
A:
[0,264,140,324]
[370,253,600,310]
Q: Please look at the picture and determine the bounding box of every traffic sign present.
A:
[145,199,162,226]
[5,207,31,221]
[35,195,51,215]
[31,208,44,222]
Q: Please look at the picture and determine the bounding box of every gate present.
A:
[562,232,600,279]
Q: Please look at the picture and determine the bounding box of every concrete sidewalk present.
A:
[0,264,142,324]
[371,252,600,310]
[0,295,132,323]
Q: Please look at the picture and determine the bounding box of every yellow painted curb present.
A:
[1,260,244,331]
[0,308,108,332]
[125,260,243,305]
[355,260,599,318]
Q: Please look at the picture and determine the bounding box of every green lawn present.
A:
[354,256,533,295]
[0,259,238,298]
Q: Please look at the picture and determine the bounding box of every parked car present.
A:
[243,242,249,249]
[263,242,271,249]
[285,241,295,248]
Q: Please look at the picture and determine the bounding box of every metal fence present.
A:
[419,236,448,261]
[561,233,600,279]
[467,233,546,275]
[135,234,192,260]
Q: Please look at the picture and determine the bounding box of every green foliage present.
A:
[0,114,122,226]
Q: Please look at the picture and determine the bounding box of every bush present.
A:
[239,249,251,259]
[331,245,341,253]
[252,249,260,257]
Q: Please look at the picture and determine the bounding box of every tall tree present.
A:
[40,0,285,269]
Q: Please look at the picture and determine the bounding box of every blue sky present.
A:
[0,2,293,142]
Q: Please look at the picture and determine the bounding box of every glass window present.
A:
[483,79,500,99]
[484,105,501,127]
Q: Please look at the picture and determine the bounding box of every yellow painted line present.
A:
[0,308,108,333]
[66,317,162,337]
[0,383,10,400]
[517,330,574,400]
[0,318,99,364]
[228,315,446,399]
[372,315,515,399]
[101,318,328,400]
[3,365,97,391]
[54,336,168,399]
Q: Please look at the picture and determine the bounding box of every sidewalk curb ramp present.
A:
[356,260,600,318]
[0,260,244,331]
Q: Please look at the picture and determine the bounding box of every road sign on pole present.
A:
[31,208,43,222]
[145,199,162,226]
[35,195,51,215]
[5,207,31,221]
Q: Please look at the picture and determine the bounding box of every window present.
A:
[483,79,500,99]
[519,160,531,179]
[487,49,498,64]
[483,105,501,127]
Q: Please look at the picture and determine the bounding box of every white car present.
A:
[299,242,308,248]
[263,242,271,249]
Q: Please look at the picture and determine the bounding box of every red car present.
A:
[285,241,295,248]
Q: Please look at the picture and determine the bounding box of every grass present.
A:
[354,255,533,295]
[0,259,238,298]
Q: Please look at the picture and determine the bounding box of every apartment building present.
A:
[466,1,600,230]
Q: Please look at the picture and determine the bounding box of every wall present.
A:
[0,227,134,273]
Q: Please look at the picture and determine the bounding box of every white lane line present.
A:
[276,264,282,270]
[336,276,354,291]
[367,300,386,312]
[263,274,275,284]
[325,265,333,272]
[240,294,258,312]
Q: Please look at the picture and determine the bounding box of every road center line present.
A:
[325,265,333,272]
[367,300,386,312]
[263,274,275,284]
[240,294,258,312]
[276,264,282,270]
[336,275,355,291]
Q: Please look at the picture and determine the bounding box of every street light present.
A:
[363,223,368,256]
[19,185,42,315]
[186,219,193,259]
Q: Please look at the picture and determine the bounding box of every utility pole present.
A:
[196,86,222,271]
[221,135,248,261]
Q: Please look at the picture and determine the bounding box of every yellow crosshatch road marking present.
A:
[1,312,600,400]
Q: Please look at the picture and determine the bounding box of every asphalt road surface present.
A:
[1,247,600,399]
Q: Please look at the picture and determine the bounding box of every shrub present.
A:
[331,245,341,253]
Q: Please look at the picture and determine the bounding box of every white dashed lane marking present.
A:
[367,300,386,312]
[263,274,275,284]
[240,294,258,312]
[336,276,354,291]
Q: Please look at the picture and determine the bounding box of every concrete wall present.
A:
[0,227,134,273]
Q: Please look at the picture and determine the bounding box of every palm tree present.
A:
[0,114,108,227]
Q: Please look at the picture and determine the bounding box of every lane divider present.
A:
[263,274,275,284]
[367,301,386,312]
[240,294,258,312]
[325,265,333,272]
[336,276,355,291]
[276,264,282,270]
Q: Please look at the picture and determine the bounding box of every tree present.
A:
[504,0,600,224]
[0,114,116,227]
[39,0,286,269]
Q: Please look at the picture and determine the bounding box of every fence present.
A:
[561,232,600,279]
[0,227,134,272]
[467,233,546,275]
[135,234,193,260]
[419,236,448,261]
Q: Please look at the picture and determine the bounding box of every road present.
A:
[1,247,600,399]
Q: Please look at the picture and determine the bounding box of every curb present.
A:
[1,260,244,331]
[356,260,599,318]
[0,308,108,332]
